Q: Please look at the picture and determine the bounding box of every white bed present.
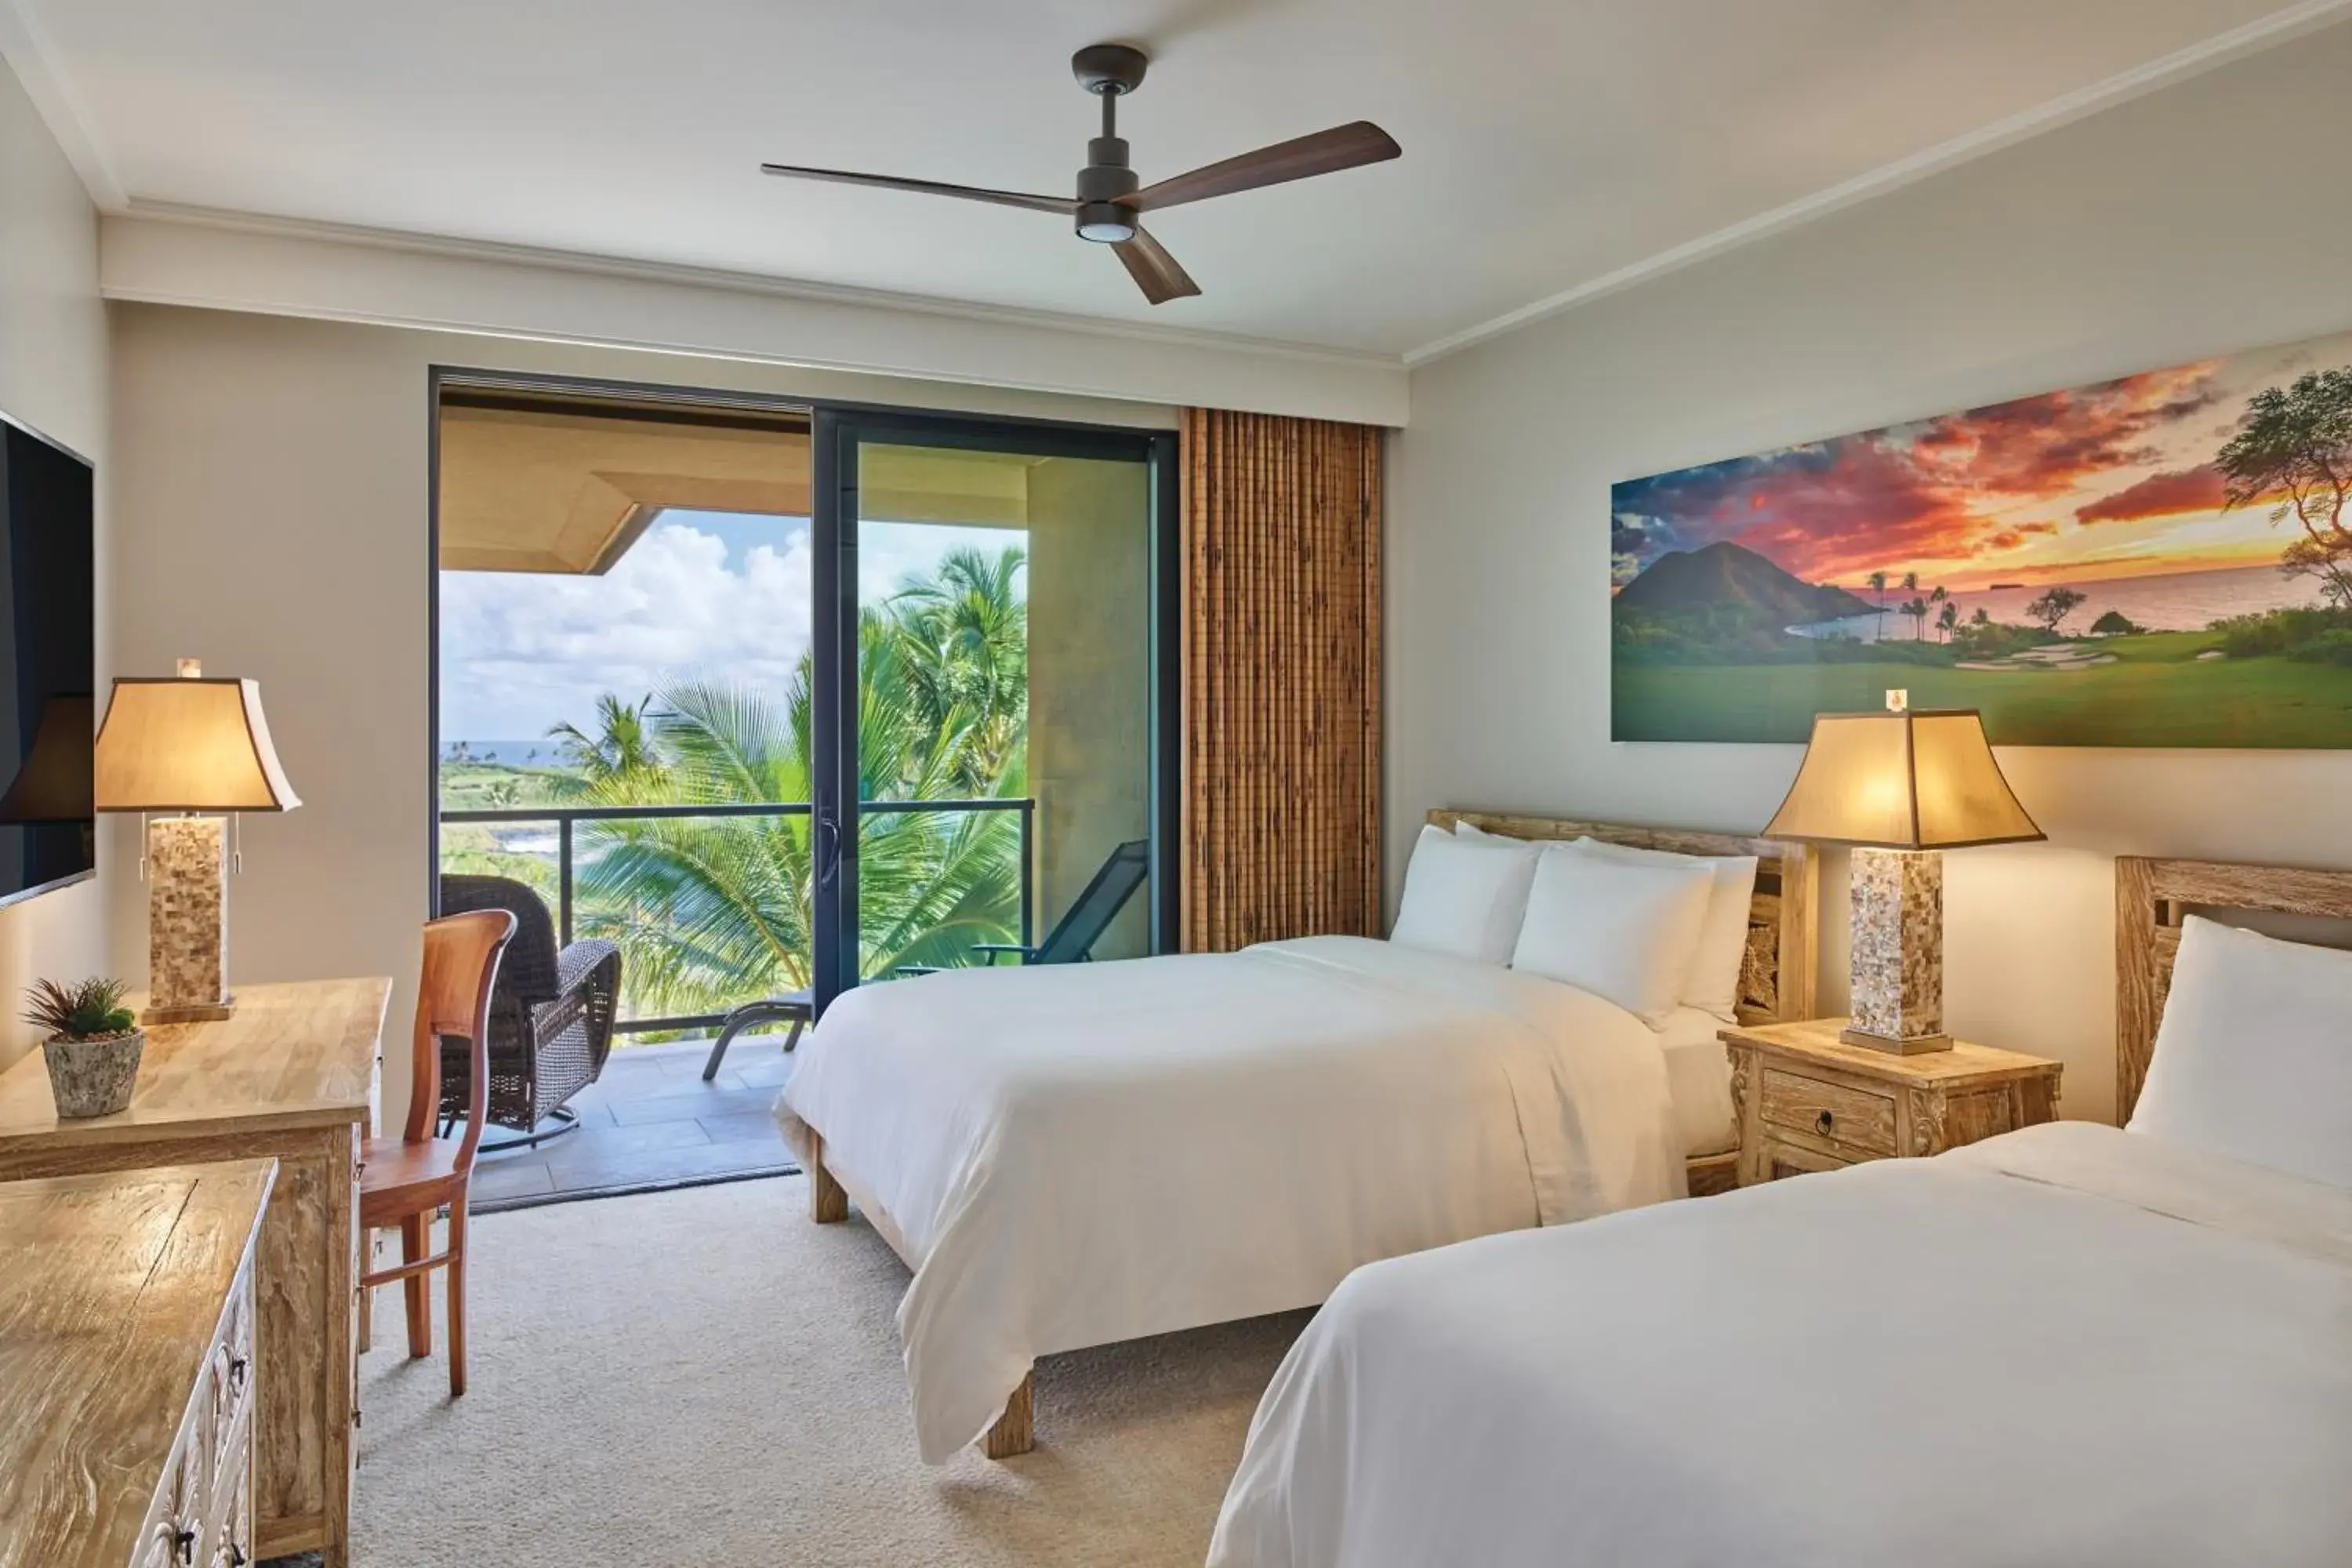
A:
[775,812,1817,1461]
[1210,853,2352,1567]
[1210,1120,2352,1567]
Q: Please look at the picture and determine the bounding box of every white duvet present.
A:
[1211,1120,2352,1568]
[774,935,1680,1462]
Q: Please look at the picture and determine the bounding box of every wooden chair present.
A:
[360,908,515,1396]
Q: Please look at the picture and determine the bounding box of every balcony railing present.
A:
[439,797,1034,1036]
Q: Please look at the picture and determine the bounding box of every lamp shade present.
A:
[93,674,300,812]
[1763,707,2040,850]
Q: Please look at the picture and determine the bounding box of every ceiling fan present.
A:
[760,43,1400,306]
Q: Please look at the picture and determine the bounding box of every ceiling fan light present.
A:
[1076,203,1136,244]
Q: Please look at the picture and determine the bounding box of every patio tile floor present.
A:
[467,1033,800,1211]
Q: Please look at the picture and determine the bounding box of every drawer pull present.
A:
[228,1355,249,1394]
[1816,1109,1835,1136]
[174,1527,197,1565]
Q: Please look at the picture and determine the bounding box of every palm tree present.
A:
[1867,570,1888,640]
[1901,597,1929,641]
[568,545,1032,1015]
[1926,585,1949,643]
[1936,601,1958,642]
[546,694,666,795]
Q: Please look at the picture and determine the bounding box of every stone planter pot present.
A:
[42,1029,146,1118]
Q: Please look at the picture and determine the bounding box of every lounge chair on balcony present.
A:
[699,839,1152,1081]
[436,874,622,1149]
[964,837,1150,967]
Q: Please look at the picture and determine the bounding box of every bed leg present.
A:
[982,1370,1034,1459]
[808,1131,848,1225]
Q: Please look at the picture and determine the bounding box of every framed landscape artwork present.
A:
[1610,329,2352,746]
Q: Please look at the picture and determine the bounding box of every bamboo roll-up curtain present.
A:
[1181,408,1383,952]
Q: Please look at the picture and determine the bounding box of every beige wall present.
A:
[109,303,1174,1131]
[1388,22,2352,1127]
[0,56,108,1073]
[1027,455,1154,960]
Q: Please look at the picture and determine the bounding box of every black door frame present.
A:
[811,405,1181,1014]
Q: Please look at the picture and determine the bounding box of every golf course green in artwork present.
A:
[1611,330,2352,747]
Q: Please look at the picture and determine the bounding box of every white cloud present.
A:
[441,519,814,740]
[439,516,1026,742]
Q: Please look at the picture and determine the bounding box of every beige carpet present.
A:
[350,1174,1309,1567]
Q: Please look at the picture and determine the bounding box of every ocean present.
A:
[441,739,560,765]
[1789,563,2324,643]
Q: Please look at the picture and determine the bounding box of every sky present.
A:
[439,509,1022,742]
[1610,327,2352,593]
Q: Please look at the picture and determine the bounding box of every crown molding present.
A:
[117,201,1401,376]
[0,0,125,208]
[101,207,1413,426]
[1403,0,2352,366]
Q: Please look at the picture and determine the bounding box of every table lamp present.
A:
[1762,690,2041,1053]
[93,659,299,1024]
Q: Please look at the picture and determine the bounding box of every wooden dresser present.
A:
[0,1161,274,1568]
[0,979,389,1567]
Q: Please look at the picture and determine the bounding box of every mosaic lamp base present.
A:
[1839,845,1952,1054]
[143,814,237,1025]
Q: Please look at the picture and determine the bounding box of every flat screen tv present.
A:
[0,412,95,909]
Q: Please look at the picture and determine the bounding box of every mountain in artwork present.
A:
[1613,541,1875,624]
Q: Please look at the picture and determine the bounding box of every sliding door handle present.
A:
[816,811,843,886]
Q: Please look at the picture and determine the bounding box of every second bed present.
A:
[774,812,1816,1461]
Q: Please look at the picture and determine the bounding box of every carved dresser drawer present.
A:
[1757,1067,1898,1159]
[1722,1018,2060,1188]
[0,1161,274,1568]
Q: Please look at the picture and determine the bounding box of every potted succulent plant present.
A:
[26,977,144,1119]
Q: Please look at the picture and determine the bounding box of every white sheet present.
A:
[774,935,1679,1463]
[1212,1121,2352,1568]
[1656,1005,1735,1156]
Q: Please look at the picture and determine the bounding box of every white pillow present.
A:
[1509,847,1714,1027]
[1389,825,1541,966]
[2129,916,2352,1189]
[1567,839,1757,1023]
[1457,823,1758,1022]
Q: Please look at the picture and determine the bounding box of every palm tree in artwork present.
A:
[1936,601,1959,642]
[1867,570,1889,640]
[1901,597,1929,641]
[1927,585,1949,642]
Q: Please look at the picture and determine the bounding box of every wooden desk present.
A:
[0,1161,274,1568]
[0,978,389,1568]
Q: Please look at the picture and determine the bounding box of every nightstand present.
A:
[1720,1018,2061,1185]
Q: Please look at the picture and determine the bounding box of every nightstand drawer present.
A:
[1759,1068,1896,1157]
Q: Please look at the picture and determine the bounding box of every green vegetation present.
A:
[1616,610,2352,746]
[2216,367,2352,607]
[438,546,1033,1022]
[22,976,136,1040]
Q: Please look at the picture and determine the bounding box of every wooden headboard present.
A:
[2115,855,2352,1122]
[1428,811,1820,1025]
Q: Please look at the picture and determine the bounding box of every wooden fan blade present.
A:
[1112,227,1201,305]
[1120,121,1400,212]
[760,163,1073,215]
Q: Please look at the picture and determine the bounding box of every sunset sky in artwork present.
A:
[1610,330,2352,593]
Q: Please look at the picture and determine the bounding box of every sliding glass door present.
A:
[810,409,1178,1012]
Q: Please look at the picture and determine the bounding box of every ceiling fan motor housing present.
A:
[1076,137,1139,242]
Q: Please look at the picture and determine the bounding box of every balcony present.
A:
[442,797,1033,1208]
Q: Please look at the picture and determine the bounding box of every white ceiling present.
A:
[8,0,2344,359]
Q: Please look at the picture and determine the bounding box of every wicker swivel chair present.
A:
[436,874,622,1148]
